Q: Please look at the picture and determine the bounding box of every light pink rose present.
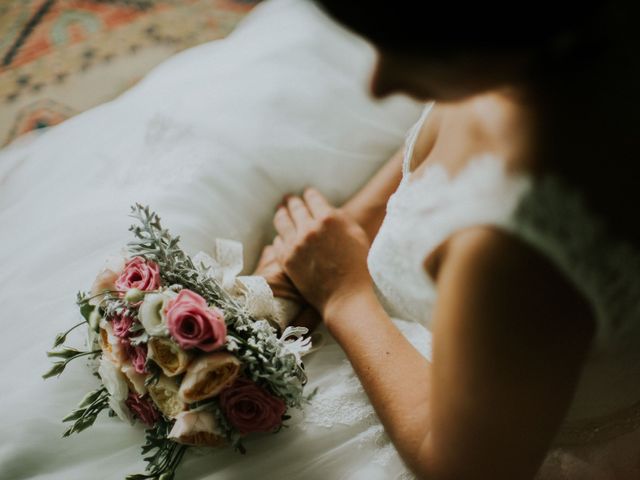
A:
[115,257,161,294]
[125,393,160,426]
[165,290,226,352]
[219,378,286,435]
[168,411,226,446]
[178,352,241,403]
[111,313,134,339]
[124,341,148,374]
[90,269,119,303]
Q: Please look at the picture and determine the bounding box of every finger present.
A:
[269,277,302,303]
[287,196,311,227]
[255,245,274,270]
[273,235,287,264]
[303,188,332,218]
[273,206,295,241]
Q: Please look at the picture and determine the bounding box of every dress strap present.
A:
[402,102,435,179]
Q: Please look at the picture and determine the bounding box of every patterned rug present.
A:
[0,0,258,146]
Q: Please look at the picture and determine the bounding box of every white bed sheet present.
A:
[0,1,423,479]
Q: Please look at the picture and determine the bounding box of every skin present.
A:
[253,23,640,478]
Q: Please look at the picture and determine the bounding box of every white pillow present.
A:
[0,0,421,269]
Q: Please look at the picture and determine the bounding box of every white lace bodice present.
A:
[367,103,640,445]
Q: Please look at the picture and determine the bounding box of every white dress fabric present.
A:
[368,103,640,479]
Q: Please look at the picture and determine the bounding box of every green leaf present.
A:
[79,302,95,323]
[60,387,109,437]
[42,362,66,379]
[52,320,88,348]
[47,347,82,359]
[62,409,84,422]
[77,389,103,408]
[52,332,67,348]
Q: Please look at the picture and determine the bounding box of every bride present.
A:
[263,1,640,479]
[1,0,639,479]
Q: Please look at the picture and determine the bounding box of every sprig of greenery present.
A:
[126,419,189,480]
[52,320,87,348]
[43,348,102,379]
[127,205,248,319]
[61,387,110,437]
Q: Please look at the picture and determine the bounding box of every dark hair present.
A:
[313,1,606,60]
[314,1,640,247]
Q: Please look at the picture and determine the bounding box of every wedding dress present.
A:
[1,1,638,479]
[368,104,640,479]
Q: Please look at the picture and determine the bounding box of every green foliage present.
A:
[62,387,110,437]
[42,348,101,379]
[125,420,188,480]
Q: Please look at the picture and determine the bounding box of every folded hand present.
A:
[253,243,321,332]
[272,188,372,317]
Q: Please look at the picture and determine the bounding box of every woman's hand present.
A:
[272,188,373,318]
[253,244,321,332]
[253,244,300,302]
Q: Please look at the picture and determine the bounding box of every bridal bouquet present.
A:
[43,205,312,479]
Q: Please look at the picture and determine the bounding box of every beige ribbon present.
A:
[192,239,301,333]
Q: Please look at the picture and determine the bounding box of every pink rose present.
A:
[124,341,148,374]
[111,313,134,339]
[219,378,286,435]
[89,269,119,306]
[165,290,226,352]
[115,257,161,294]
[125,393,160,426]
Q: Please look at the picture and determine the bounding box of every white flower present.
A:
[147,337,192,377]
[148,376,185,418]
[138,290,176,337]
[178,352,241,403]
[121,362,147,396]
[168,411,225,446]
[108,397,132,424]
[98,356,129,402]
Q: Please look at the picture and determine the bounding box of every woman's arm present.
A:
[273,191,595,479]
[254,147,403,295]
[340,147,404,240]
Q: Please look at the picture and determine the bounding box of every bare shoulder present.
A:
[412,93,540,177]
[423,226,596,479]
[428,226,595,339]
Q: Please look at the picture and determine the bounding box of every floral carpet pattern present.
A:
[0,0,258,146]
